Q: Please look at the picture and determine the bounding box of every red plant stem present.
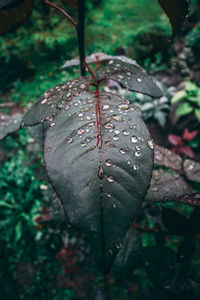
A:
[84,62,97,84]
[43,0,78,28]
[96,86,102,167]
[92,61,99,76]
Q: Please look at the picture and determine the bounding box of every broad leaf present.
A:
[176,102,193,116]
[44,91,153,271]
[145,169,190,202]
[23,77,90,126]
[0,112,22,140]
[184,159,200,183]
[0,0,33,35]
[27,122,49,145]
[113,227,141,282]
[97,59,163,98]
[158,0,190,37]
[154,145,182,171]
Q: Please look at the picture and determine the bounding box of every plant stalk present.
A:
[77,0,86,76]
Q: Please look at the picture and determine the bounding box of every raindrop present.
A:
[120,149,126,154]
[133,165,139,170]
[113,135,119,141]
[104,123,115,129]
[109,60,113,65]
[115,130,120,135]
[103,104,110,111]
[85,137,92,143]
[78,113,84,117]
[105,141,115,148]
[44,91,51,98]
[47,147,52,152]
[127,72,131,76]
[86,116,91,120]
[118,104,129,110]
[81,141,86,147]
[105,159,113,167]
[136,146,141,151]
[41,99,47,105]
[122,130,129,136]
[108,176,114,183]
[127,160,131,165]
[147,139,154,150]
[80,84,86,89]
[67,137,73,144]
[112,115,123,122]
[50,122,55,127]
[116,242,121,248]
[77,128,85,135]
[98,166,104,179]
[118,75,124,79]
[131,136,138,143]
[108,193,112,198]
[137,77,143,83]
[135,151,141,157]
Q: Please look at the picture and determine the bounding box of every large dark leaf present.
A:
[27,122,49,145]
[23,77,90,126]
[113,227,141,282]
[97,59,162,98]
[158,0,190,37]
[0,0,33,35]
[145,169,190,202]
[44,91,153,271]
[0,112,22,140]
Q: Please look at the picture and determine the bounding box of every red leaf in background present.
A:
[183,128,198,141]
[168,134,183,146]
[180,145,195,158]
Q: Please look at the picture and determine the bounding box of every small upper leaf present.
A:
[158,0,190,37]
[97,59,163,98]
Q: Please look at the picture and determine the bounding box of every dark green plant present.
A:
[1,0,197,298]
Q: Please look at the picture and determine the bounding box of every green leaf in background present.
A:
[194,108,200,121]
[44,91,153,272]
[171,90,186,103]
[176,102,193,116]
[158,0,190,37]
[97,59,163,98]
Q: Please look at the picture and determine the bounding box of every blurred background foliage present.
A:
[1,0,200,299]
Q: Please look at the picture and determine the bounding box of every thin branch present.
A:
[77,0,86,76]
[84,62,97,84]
[43,0,78,28]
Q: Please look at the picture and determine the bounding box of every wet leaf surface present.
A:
[61,53,139,69]
[158,0,190,37]
[154,144,183,171]
[23,77,90,126]
[44,91,153,271]
[98,59,163,98]
[27,121,49,145]
[184,159,200,183]
[0,113,22,140]
[145,169,190,202]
